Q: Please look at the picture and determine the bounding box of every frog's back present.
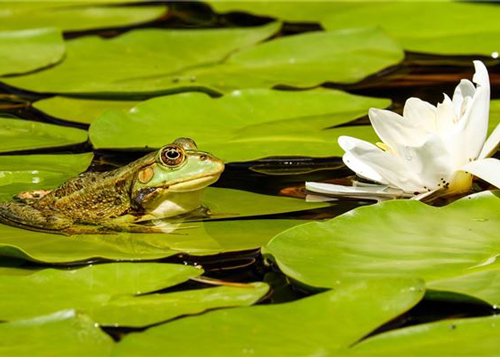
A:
[34,169,134,223]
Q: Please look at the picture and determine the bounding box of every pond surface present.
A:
[1,1,500,355]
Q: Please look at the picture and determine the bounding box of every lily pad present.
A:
[322,2,500,55]
[203,187,328,219]
[264,191,500,304]
[89,89,384,161]
[0,218,304,263]
[0,223,177,263]
[0,262,213,325]
[0,153,93,202]
[186,27,403,92]
[351,315,500,356]
[427,267,500,306]
[0,2,167,32]
[113,278,424,356]
[0,310,113,357]
[0,117,88,153]
[93,283,269,327]
[0,29,65,76]
[3,27,402,95]
[2,23,280,95]
[207,1,345,22]
[34,97,138,124]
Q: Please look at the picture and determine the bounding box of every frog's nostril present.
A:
[199,155,207,161]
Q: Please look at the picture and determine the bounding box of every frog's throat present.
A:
[168,173,222,193]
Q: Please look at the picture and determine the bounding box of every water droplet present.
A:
[492,52,499,59]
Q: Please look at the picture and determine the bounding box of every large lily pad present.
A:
[207,1,345,22]
[0,153,93,201]
[3,27,402,95]
[0,29,65,76]
[322,2,500,55]
[0,310,113,357]
[0,263,237,326]
[188,27,403,92]
[2,23,280,95]
[34,97,138,124]
[93,283,269,327]
[90,89,384,161]
[0,117,88,153]
[0,2,167,32]
[204,187,328,219]
[351,315,500,356]
[264,191,500,304]
[113,278,424,356]
[0,218,304,263]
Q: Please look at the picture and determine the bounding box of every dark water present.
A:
[0,1,498,339]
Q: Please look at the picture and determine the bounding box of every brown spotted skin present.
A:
[0,151,157,233]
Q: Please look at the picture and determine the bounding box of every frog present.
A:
[0,138,224,235]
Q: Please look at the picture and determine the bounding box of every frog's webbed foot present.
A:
[0,201,73,233]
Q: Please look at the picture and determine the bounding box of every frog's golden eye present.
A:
[160,145,185,167]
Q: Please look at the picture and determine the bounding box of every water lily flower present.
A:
[306,60,500,201]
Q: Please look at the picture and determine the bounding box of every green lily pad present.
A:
[351,315,500,356]
[93,283,269,327]
[89,89,384,161]
[264,191,500,304]
[0,310,113,357]
[0,153,93,202]
[34,97,138,124]
[0,2,167,32]
[0,218,304,263]
[0,262,210,325]
[186,27,403,92]
[0,117,88,153]
[2,23,280,95]
[204,187,327,219]
[112,278,424,356]
[0,28,65,76]
[322,2,500,55]
[207,1,345,22]
[0,223,177,263]
[427,266,500,306]
[3,27,402,95]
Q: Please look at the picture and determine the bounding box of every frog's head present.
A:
[131,138,224,218]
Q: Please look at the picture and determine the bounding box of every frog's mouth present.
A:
[168,172,222,192]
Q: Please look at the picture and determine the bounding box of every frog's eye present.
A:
[160,145,185,167]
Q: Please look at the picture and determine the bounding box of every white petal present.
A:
[473,60,489,88]
[461,158,500,189]
[436,94,457,134]
[452,79,475,117]
[338,136,421,192]
[459,61,490,160]
[305,182,408,201]
[480,121,500,159]
[368,108,427,148]
[392,134,455,190]
[403,97,437,131]
[342,152,387,184]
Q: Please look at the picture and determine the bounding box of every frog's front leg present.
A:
[0,201,73,232]
[99,214,196,234]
